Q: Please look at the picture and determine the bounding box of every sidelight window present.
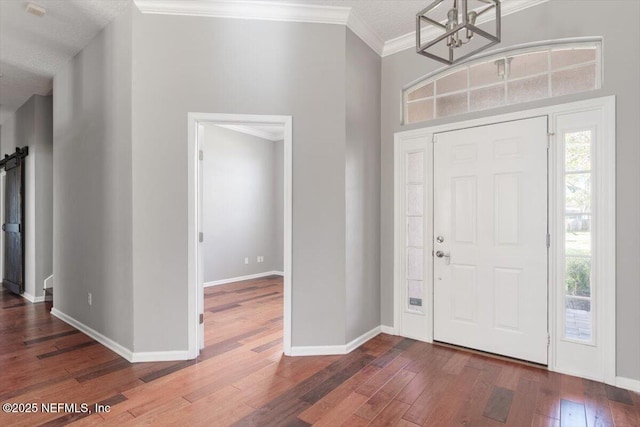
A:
[563,130,594,343]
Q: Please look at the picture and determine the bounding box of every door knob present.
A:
[435,250,451,265]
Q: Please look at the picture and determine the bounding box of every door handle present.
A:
[435,250,451,265]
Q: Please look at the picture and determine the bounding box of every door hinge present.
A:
[199,150,204,161]
[199,313,204,324]
[547,333,551,347]
[199,232,204,243]
[546,233,550,248]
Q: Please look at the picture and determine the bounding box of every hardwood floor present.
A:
[1,278,638,426]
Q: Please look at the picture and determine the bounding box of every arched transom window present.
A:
[403,39,602,125]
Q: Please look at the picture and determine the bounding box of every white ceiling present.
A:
[0,0,537,125]
[0,0,130,124]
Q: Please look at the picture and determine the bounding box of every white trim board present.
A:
[21,292,45,303]
[51,308,190,363]
[51,308,135,362]
[134,0,547,58]
[291,326,381,356]
[204,271,284,287]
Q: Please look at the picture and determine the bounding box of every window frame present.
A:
[403,38,603,125]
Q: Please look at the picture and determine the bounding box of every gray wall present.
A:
[380,0,640,380]
[345,30,382,342]
[0,94,53,300]
[53,6,134,349]
[201,124,283,282]
[131,12,349,350]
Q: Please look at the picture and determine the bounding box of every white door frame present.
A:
[187,113,293,358]
[393,96,615,384]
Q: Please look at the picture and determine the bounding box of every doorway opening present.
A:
[187,114,293,358]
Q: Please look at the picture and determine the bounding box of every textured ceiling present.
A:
[0,0,131,124]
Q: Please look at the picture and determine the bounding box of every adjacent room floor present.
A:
[0,279,638,426]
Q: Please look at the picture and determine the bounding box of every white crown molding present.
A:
[382,0,550,57]
[347,9,384,56]
[134,0,350,24]
[216,124,284,142]
[135,0,547,59]
[134,0,382,56]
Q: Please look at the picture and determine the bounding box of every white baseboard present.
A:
[51,308,135,362]
[131,351,190,363]
[291,325,381,356]
[51,308,195,363]
[22,291,45,303]
[616,376,640,393]
[380,325,397,335]
[44,274,54,290]
[204,271,284,287]
[345,326,382,353]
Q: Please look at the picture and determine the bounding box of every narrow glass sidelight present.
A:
[405,151,426,313]
[563,130,594,343]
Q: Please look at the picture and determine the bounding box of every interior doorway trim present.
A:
[393,96,616,384]
[187,113,293,358]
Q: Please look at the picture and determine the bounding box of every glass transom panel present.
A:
[404,41,601,125]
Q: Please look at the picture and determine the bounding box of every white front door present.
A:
[433,117,549,364]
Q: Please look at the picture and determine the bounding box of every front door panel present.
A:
[433,117,548,364]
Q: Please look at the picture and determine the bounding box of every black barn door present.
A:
[2,147,28,295]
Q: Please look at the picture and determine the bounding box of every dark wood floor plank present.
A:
[36,340,98,359]
[604,383,634,405]
[251,338,282,353]
[560,399,587,427]
[75,357,131,383]
[23,329,80,345]
[483,386,515,423]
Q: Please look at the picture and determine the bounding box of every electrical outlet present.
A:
[88,293,92,306]
[257,256,264,263]
[244,257,249,264]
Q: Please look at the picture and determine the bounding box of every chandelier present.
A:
[416,0,501,65]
